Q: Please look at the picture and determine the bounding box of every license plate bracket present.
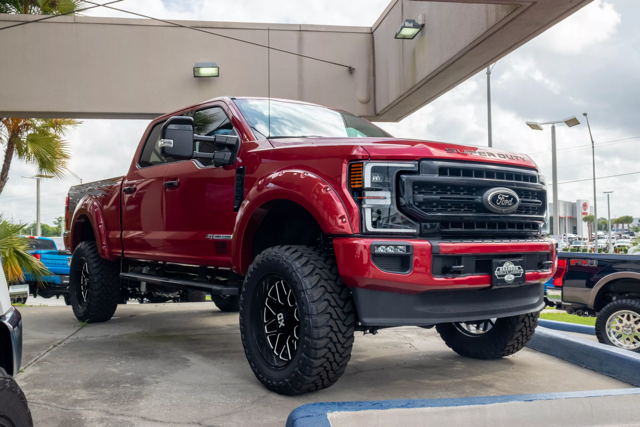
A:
[492,258,525,287]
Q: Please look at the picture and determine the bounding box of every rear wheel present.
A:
[436,312,539,359]
[211,294,240,312]
[240,246,355,395]
[0,368,33,427]
[596,299,640,352]
[69,241,121,323]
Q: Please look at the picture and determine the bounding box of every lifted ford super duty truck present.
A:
[64,97,555,395]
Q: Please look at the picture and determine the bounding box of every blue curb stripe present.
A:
[538,319,595,335]
[286,388,640,427]
[527,327,640,386]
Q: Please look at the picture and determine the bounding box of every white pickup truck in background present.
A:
[0,256,33,426]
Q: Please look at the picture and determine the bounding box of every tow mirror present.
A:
[192,134,240,167]
[159,116,195,160]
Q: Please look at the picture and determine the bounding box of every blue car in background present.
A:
[21,236,72,305]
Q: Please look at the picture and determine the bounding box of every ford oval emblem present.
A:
[483,188,520,214]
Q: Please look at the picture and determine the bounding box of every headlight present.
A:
[539,173,547,188]
[349,161,418,234]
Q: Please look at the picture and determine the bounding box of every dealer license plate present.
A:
[492,258,525,287]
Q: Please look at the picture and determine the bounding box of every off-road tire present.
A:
[240,246,355,395]
[0,368,33,427]
[183,290,207,302]
[436,312,539,359]
[211,295,240,312]
[595,299,640,352]
[69,241,121,323]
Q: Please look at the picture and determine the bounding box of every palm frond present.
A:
[21,130,72,179]
[0,216,51,284]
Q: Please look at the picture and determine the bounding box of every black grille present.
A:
[401,161,546,238]
[411,183,544,216]
[438,166,538,183]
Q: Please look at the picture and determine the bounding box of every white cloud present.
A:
[538,0,622,54]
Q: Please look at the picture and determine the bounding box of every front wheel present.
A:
[0,368,33,427]
[239,246,355,395]
[436,312,539,359]
[69,241,121,323]
[596,299,640,352]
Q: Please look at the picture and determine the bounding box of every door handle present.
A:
[164,180,179,188]
[123,186,136,194]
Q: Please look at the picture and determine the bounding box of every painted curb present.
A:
[285,388,640,427]
[527,326,640,386]
[537,319,595,335]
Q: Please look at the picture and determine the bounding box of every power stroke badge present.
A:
[492,259,525,286]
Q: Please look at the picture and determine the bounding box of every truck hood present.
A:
[268,137,538,169]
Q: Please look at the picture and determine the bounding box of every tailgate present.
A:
[40,251,71,275]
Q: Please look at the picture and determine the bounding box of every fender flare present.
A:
[589,272,640,309]
[69,196,113,261]
[232,169,353,274]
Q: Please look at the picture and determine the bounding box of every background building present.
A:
[546,200,592,238]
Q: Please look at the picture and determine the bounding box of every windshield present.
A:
[233,99,392,139]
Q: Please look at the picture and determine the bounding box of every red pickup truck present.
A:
[64,97,555,395]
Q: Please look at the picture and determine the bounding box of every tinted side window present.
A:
[38,239,57,250]
[138,122,167,168]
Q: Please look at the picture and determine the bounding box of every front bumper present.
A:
[333,237,554,326]
[0,307,23,375]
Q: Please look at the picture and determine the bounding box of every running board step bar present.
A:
[120,272,240,296]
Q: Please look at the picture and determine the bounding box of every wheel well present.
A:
[593,279,640,311]
[250,200,324,262]
[71,215,96,249]
[0,323,13,375]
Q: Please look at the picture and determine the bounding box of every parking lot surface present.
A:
[15,303,632,427]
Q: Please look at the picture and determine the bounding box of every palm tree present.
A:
[0,0,82,15]
[583,215,595,238]
[618,215,634,233]
[0,118,77,195]
[1,216,50,285]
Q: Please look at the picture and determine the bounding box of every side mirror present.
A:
[159,116,195,160]
[192,134,240,167]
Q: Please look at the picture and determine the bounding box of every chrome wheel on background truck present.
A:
[596,299,640,352]
[239,246,355,395]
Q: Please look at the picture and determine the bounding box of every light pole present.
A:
[604,191,613,253]
[486,63,496,147]
[583,113,598,251]
[22,174,53,237]
[526,116,581,236]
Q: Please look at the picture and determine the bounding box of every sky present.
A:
[1,0,639,227]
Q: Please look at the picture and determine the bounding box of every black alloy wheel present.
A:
[76,258,90,305]
[254,275,299,367]
[239,246,355,395]
[69,241,120,323]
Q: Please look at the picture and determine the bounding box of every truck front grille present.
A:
[400,161,546,238]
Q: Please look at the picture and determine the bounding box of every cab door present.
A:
[162,104,239,267]
[121,121,169,260]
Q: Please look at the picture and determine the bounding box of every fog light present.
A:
[194,62,219,78]
[373,244,409,254]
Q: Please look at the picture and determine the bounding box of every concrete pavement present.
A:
[14,303,633,427]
